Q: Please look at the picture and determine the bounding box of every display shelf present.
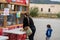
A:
[0,1,28,6]
[0,11,27,14]
[10,2,28,6]
[0,1,7,3]
[0,0,29,27]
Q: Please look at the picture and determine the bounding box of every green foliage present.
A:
[30,7,39,17]
[57,13,60,18]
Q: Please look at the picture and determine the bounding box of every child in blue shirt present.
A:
[46,24,53,40]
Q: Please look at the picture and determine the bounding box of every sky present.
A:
[51,0,60,2]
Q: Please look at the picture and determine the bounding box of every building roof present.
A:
[30,0,60,4]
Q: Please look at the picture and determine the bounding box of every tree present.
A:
[30,7,39,17]
[57,12,60,18]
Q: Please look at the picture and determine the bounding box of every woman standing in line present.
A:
[23,13,36,40]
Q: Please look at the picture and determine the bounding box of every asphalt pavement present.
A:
[33,18,60,40]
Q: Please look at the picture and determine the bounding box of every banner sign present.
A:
[3,8,9,16]
[16,11,21,18]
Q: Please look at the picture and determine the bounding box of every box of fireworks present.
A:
[7,33,17,40]
[0,0,6,2]
[9,38,16,40]
[6,0,11,3]
[11,0,16,2]
[2,0,6,2]
[16,24,23,28]
[7,33,13,40]
[16,0,26,4]
[23,0,26,4]
[26,0,29,5]
[20,0,26,4]
[21,34,27,40]
[8,26,15,30]
[17,34,27,40]
[0,28,3,35]
[9,34,16,39]
[17,34,23,39]
[16,26,21,28]
[2,28,9,36]
[3,28,8,31]
[22,34,27,39]
[9,38,17,40]
[20,38,26,40]
[16,26,23,28]
[16,0,21,3]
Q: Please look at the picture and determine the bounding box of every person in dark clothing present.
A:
[46,24,53,40]
[23,13,36,40]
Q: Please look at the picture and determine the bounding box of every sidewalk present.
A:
[33,18,60,40]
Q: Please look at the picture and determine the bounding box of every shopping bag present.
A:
[11,0,16,2]
[24,26,32,36]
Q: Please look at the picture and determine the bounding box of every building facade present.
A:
[30,3,60,14]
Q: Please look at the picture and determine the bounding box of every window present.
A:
[41,8,43,12]
[48,8,51,12]
[15,5,23,11]
[0,15,4,27]
[0,3,1,9]
[0,4,4,10]
[23,6,27,11]
[7,14,16,26]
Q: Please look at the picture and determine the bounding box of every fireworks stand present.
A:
[0,0,30,40]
